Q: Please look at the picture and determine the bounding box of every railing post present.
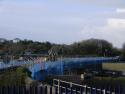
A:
[89,87,92,94]
[53,79,60,94]
[53,80,55,87]
[114,86,116,94]
[99,88,102,94]
[75,89,77,94]
[70,82,73,94]
[80,87,83,94]
[58,80,60,94]
[123,86,125,94]
[84,85,87,94]
[108,86,111,94]
[59,86,62,94]
[0,87,1,94]
[12,86,15,94]
[7,86,9,94]
[55,86,58,94]
[95,87,97,94]
[34,86,38,94]
[118,85,121,94]
[65,87,68,94]
[1,86,4,94]
[23,86,27,94]
[103,89,106,94]
[44,86,47,94]
[19,86,21,94]
[39,86,43,94]
[29,86,32,94]
[70,87,73,94]
[50,86,52,94]
[19,86,23,94]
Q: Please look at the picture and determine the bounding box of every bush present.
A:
[0,67,29,86]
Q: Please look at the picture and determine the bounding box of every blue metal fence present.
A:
[30,57,119,80]
[0,57,120,80]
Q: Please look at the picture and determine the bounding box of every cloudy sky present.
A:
[0,0,125,48]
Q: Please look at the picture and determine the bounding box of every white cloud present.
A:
[107,18,125,29]
[81,18,125,48]
[116,8,125,13]
[70,0,125,8]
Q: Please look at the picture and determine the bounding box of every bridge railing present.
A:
[0,57,46,70]
[0,84,123,94]
[53,79,116,94]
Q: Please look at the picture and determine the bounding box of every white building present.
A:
[13,38,21,43]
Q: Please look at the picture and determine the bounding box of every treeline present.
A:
[0,38,125,57]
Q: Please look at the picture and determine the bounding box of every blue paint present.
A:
[0,57,119,80]
[29,57,118,80]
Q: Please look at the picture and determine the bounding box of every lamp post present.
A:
[104,49,108,57]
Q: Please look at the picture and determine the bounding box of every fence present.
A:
[0,82,124,94]
[0,79,124,94]
[53,79,125,94]
[0,85,56,94]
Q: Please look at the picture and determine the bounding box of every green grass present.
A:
[102,63,125,71]
[84,77,125,87]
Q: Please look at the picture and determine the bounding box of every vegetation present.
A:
[85,77,125,87]
[103,63,125,71]
[0,38,124,58]
[0,67,30,86]
[122,43,125,57]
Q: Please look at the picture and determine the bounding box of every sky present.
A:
[0,0,125,48]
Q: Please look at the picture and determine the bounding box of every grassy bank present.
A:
[102,63,125,71]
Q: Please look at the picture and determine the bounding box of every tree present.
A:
[0,38,122,58]
[70,39,114,57]
[122,43,125,57]
[0,67,28,86]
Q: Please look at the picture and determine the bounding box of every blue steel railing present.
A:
[0,57,118,70]
[0,60,35,70]
[0,57,120,80]
[30,57,119,80]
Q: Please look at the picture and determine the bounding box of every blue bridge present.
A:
[0,57,119,81]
